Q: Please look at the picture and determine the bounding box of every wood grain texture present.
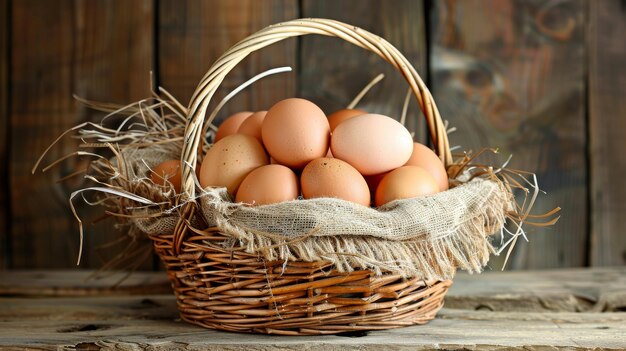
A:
[0,270,171,297]
[589,0,626,266]
[0,309,624,350]
[300,0,427,141]
[0,268,624,350]
[10,0,154,269]
[430,0,587,269]
[158,0,298,123]
[447,267,626,312]
[0,0,8,270]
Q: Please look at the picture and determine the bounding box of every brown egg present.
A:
[331,114,413,175]
[150,159,182,193]
[215,111,253,142]
[375,166,439,207]
[199,134,269,194]
[235,165,299,205]
[237,111,267,143]
[301,158,370,206]
[327,108,367,132]
[405,143,449,191]
[262,98,330,169]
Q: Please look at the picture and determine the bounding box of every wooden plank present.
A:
[0,307,624,350]
[0,270,171,297]
[446,267,626,312]
[430,0,587,268]
[0,268,624,349]
[158,0,298,123]
[589,0,626,266]
[0,0,8,269]
[10,0,154,269]
[300,0,427,141]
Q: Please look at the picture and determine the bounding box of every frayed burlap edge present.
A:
[189,178,510,280]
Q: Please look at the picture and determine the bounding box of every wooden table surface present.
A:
[1,267,625,350]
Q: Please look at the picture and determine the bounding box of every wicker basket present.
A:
[154,18,455,335]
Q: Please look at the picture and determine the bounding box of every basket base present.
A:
[151,231,451,336]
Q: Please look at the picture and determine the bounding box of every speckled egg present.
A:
[301,158,370,206]
[261,98,330,169]
[199,134,269,194]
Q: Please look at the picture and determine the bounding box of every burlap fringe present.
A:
[197,179,508,279]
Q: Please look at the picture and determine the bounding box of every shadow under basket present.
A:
[151,228,452,336]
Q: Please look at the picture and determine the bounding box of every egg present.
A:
[375,166,439,206]
[327,108,367,132]
[235,165,299,205]
[405,143,449,191]
[262,98,330,169]
[150,159,182,193]
[199,134,269,194]
[237,111,267,142]
[301,158,370,206]
[331,113,413,175]
[215,111,253,142]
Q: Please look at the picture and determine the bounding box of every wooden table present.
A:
[1,268,625,350]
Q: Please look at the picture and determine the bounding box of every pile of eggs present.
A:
[150,98,448,207]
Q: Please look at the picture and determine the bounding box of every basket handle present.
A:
[180,18,451,200]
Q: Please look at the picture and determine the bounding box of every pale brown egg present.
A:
[331,113,413,175]
[404,142,449,191]
[327,108,367,132]
[199,134,269,194]
[301,158,370,206]
[261,98,330,169]
[235,164,299,205]
[215,111,253,142]
[150,159,182,193]
[375,166,439,207]
[237,111,267,143]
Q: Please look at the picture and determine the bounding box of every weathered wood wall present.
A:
[0,0,624,270]
[588,0,626,267]
[430,0,588,268]
[0,0,9,269]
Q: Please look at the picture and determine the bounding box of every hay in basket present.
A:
[34,18,559,335]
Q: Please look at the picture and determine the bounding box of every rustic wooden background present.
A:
[0,0,624,270]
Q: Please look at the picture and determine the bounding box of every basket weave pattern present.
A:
[155,18,455,335]
[152,230,452,335]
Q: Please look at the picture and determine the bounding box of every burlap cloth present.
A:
[131,147,512,280]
